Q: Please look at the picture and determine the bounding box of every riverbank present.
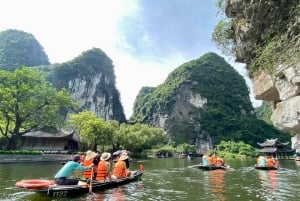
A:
[0,154,71,163]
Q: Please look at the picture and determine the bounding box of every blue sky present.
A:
[0,0,261,118]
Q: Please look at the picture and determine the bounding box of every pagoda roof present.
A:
[257,147,277,153]
[22,129,75,138]
[257,138,289,147]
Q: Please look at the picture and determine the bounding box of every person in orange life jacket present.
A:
[208,153,217,165]
[216,155,225,166]
[82,150,98,179]
[266,155,278,167]
[111,153,130,179]
[54,155,94,185]
[95,152,111,181]
[92,151,101,178]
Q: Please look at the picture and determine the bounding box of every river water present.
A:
[1,157,300,201]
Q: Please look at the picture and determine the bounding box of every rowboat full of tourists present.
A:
[15,170,143,197]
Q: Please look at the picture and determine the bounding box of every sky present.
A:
[0,0,261,119]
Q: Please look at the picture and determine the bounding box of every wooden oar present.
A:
[188,164,202,168]
[89,167,93,194]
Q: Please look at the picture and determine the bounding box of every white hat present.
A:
[85,150,97,160]
[119,153,129,161]
[100,152,111,161]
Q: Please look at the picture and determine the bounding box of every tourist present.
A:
[208,153,216,166]
[54,154,94,185]
[202,155,209,166]
[266,155,278,167]
[257,156,266,167]
[95,152,111,181]
[82,150,98,179]
[216,155,225,166]
[111,153,130,179]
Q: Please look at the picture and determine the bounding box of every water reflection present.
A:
[295,160,300,167]
[85,187,129,201]
[203,170,226,201]
[257,170,279,200]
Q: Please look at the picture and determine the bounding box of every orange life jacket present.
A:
[266,158,276,166]
[216,157,224,166]
[208,156,216,165]
[82,158,94,179]
[96,161,109,181]
[112,160,127,178]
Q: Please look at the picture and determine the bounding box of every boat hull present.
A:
[197,165,224,170]
[18,171,142,197]
[254,166,278,170]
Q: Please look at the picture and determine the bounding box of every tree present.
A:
[0,67,74,149]
[68,111,109,150]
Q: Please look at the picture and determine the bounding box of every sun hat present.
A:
[85,150,97,160]
[100,152,111,161]
[73,154,81,162]
[119,153,129,161]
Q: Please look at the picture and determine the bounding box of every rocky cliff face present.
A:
[132,52,257,153]
[49,48,126,123]
[225,0,300,135]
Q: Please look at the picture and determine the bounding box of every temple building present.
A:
[257,138,293,159]
[21,129,79,154]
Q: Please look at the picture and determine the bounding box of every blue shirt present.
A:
[55,161,89,178]
[203,158,209,166]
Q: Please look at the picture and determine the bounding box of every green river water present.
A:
[1,157,300,201]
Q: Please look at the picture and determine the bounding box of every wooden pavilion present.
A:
[21,129,79,153]
[257,138,293,159]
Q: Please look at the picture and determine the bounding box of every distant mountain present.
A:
[0,29,49,70]
[130,52,290,151]
[47,48,126,122]
[0,29,126,123]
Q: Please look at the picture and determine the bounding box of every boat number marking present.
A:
[52,191,68,197]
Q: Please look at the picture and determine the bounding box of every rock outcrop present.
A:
[131,52,261,154]
[49,48,126,123]
[225,0,300,148]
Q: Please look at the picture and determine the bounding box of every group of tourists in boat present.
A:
[196,153,231,170]
[54,150,135,185]
[254,155,279,170]
[15,149,144,197]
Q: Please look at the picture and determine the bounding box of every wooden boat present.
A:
[197,165,227,170]
[15,170,143,198]
[254,165,278,170]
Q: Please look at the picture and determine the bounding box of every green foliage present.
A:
[0,67,75,149]
[48,48,114,88]
[215,140,257,158]
[68,111,169,153]
[213,0,300,76]
[211,19,235,57]
[0,150,42,155]
[175,143,195,154]
[255,101,273,124]
[0,29,49,71]
[68,111,109,150]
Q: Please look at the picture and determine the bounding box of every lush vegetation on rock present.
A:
[212,0,300,76]
[131,52,291,147]
[0,29,49,71]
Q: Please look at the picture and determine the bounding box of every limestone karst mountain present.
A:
[130,52,290,152]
